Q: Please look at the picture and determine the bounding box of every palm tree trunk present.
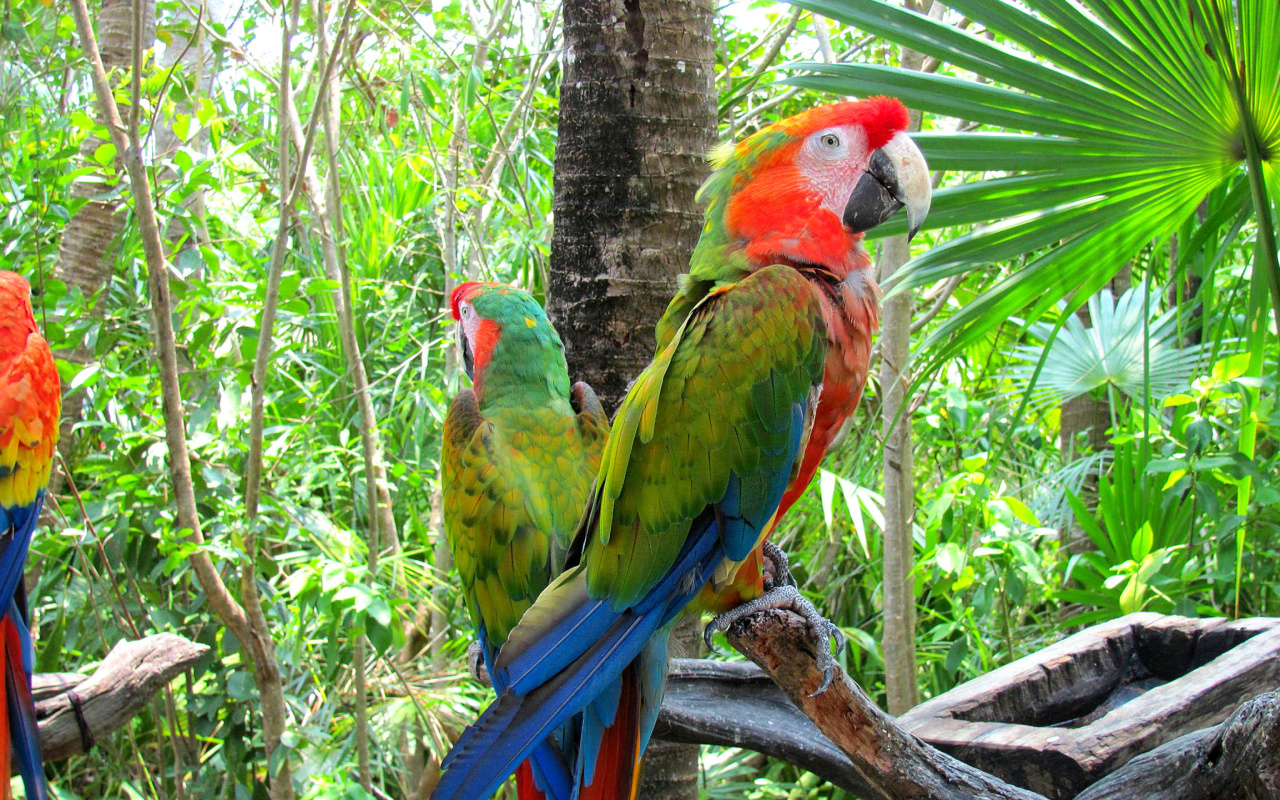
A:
[547,0,714,794]
[546,0,716,413]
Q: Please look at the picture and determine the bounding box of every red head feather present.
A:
[450,281,485,320]
[773,96,909,150]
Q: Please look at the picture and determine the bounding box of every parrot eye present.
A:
[811,129,848,160]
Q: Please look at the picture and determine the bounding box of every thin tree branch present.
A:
[69,3,297,796]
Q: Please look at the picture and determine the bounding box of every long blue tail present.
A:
[1,494,48,800]
[432,523,724,800]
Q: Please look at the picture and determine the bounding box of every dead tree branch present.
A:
[36,634,208,761]
[725,609,1047,800]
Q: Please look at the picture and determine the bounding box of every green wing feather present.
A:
[443,387,606,647]
[584,265,826,609]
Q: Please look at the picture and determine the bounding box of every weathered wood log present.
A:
[468,613,1280,799]
[1075,690,1280,800]
[35,633,209,760]
[724,608,1047,800]
[900,613,1280,798]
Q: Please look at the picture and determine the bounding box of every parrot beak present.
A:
[842,131,931,241]
[456,324,476,380]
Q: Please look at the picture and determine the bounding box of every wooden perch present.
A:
[34,633,209,761]
[723,609,1046,800]
[655,658,878,795]
[469,612,1280,799]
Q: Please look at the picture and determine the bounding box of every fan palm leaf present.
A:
[783,0,1280,366]
[1007,281,1224,411]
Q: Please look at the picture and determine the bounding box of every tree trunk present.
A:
[878,231,919,715]
[877,12,935,713]
[1059,266,1132,553]
[547,0,714,794]
[546,0,716,413]
[52,0,153,473]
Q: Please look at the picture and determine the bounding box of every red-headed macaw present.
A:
[0,271,56,800]
[431,97,930,800]
[443,282,610,800]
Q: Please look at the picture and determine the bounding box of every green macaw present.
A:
[433,96,931,800]
[442,281,609,800]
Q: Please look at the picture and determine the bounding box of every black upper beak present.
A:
[843,149,906,238]
[456,325,475,380]
[842,132,931,242]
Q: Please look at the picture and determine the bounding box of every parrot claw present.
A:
[761,541,798,590]
[703,623,724,655]
[703,584,845,696]
[466,641,490,687]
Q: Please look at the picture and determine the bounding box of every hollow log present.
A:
[1075,690,1280,800]
[35,632,209,760]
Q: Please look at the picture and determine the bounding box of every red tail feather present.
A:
[0,623,11,800]
[514,760,546,800]
[578,662,641,800]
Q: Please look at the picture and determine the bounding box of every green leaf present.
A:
[782,0,1273,372]
[93,142,116,168]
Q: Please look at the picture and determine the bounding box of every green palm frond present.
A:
[1007,281,1224,411]
[783,0,1280,366]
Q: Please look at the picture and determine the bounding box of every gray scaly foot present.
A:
[703,584,846,695]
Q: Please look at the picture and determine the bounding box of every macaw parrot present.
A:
[443,281,610,800]
[431,97,931,800]
[0,271,56,800]
[696,99,931,632]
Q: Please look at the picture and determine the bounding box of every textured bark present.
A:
[547,0,716,413]
[1075,691,1280,800]
[548,0,714,793]
[547,0,714,794]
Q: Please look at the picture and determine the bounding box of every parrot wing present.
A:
[431,264,826,800]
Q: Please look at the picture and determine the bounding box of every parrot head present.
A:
[449,281,565,389]
[693,96,931,280]
[0,271,39,360]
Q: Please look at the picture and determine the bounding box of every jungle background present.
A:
[2,0,1278,798]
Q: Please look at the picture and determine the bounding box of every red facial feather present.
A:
[470,318,502,385]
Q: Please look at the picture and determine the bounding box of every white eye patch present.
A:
[810,128,849,160]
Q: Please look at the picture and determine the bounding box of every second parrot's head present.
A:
[695,96,931,278]
[449,281,564,386]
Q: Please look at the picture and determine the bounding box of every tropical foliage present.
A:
[0,0,1276,798]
